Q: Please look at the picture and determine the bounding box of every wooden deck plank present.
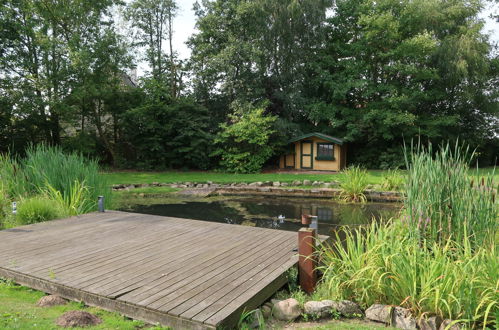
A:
[0,210,312,329]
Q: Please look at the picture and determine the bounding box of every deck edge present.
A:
[0,267,215,330]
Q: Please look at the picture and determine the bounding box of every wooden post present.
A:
[301,214,311,225]
[298,227,317,294]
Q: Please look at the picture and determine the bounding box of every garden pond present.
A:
[118,195,401,235]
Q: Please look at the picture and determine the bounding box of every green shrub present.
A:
[404,142,497,247]
[318,222,498,328]
[339,166,368,203]
[213,104,277,173]
[16,197,64,225]
[381,169,405,191]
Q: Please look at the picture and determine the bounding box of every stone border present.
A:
[112,182,403,203]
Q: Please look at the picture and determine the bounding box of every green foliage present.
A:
[318,222,498,328]
[42,180,92,216]
[381,169,405,191]
[16,197,63,225]
[304,0,498,167]
[339,166,368,203]
[122,97,213,169]
[213,105,277,173]
[404,142,497,247]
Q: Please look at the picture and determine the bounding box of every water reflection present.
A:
[121,196,401,235]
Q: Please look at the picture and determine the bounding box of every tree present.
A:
[303,0,498,167]
[0,0,125,148]
[213,104,277,173]
[188,0,331,121]
[126,0,182,98]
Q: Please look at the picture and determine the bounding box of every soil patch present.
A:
[55,311,102,328]
[36,295,67,307]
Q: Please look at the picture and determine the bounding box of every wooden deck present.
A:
[0,211,303,329]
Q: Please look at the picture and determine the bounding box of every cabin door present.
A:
[300,140,313,169]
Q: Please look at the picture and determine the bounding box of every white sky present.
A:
[141,0,499,71]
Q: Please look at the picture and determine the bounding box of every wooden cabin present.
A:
[279,132,346,171]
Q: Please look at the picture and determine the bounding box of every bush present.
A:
[16,197,64,225]
[213,105,277,173]
[339,166,368,203]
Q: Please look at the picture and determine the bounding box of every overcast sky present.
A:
[140,0,498,69]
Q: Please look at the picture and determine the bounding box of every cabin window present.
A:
[316,143,334,160]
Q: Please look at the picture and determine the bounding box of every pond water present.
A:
[119,195,401,235]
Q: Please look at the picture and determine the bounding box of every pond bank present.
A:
[113,181,403,203]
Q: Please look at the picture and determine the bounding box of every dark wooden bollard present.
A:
[301,214,311,225]
[298,227,317,294]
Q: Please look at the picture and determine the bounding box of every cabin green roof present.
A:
[288,132,344,145]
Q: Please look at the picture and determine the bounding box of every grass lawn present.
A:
[103,168,497,186]
[0,280,168,330]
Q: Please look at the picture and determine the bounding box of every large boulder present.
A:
[304,300,334,318]
[273,298,301,321]
[55,311,102,328]
[37,295,67,307]
[330,300,363,317]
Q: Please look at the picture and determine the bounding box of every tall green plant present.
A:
[404,142,497,247]
[318,222,498,328]
[339,166,368,203]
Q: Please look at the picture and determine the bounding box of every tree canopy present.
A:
[0,0,497,171]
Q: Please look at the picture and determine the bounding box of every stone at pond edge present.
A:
[330,300,363,317]
[250,309,264,328]
[273,298,301,321]
[439,319,462,330]
[55,311,102,328]
[37,295,67,307]
[292,180,302,186]
[261,303,272,318]
[304,300,335,318]
[273,181,281,187]
[365,304,417,330]
[418,315,443,330]
[303,180,311,186]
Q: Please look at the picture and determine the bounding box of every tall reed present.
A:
[318,222,498,328]
[1,145,111,214]
[404,142,497,247]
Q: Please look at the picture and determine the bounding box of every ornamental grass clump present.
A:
[404,142,497,248]
[381,169,405,191]
[339,166,368,203]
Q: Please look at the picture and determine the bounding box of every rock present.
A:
[330,300,363,317]
[178,184,187,188]
[249,182,258,186]
[250,309,264,328]
[303,179,311,186]
[138,193,145,197]
[37,295,67,307]
[281,182,289,187]
[365,304,416,329]
[126,185,135,190]
[185,182,192,187]
[55,311,102,328]
[203,184,209,188]
[152,182,159,186]
[304,300,334,318]
[391,307,417,329]
[207,181,213,185]
[273,298,301,321]
[261,304,272,318]
[418,316,443,330]
[312,181,320,186]
[323,183,332,188]
[439,319,461,330]
[365,304,391,323]
[292,180,302,186]
[272,181,281,187]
